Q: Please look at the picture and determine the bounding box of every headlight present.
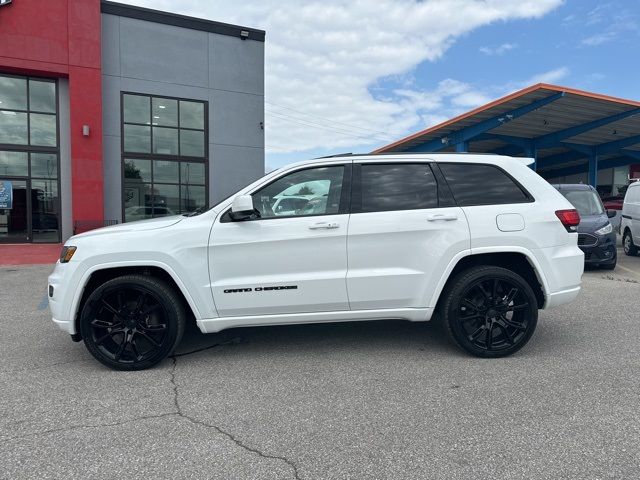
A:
[595,223,613,236]
[59,246,77,263]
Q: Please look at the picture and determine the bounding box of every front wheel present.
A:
[441,266,538,358]
[623,231,638,256]
[80,275,185,370]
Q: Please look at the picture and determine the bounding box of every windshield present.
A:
[562,189,605,216]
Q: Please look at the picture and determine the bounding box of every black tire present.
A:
[441,266,538,358]
[623,230,638,256]
[80,274,185,371]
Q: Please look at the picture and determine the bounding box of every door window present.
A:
[359,163,438,213]
[252,166,345,219]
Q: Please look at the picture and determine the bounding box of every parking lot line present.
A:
[615,263,640,277]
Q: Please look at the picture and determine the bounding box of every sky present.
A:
[121,0,640,170]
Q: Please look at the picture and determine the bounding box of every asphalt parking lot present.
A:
[2,247,640,480]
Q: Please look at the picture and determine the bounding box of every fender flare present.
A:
[427,246,550,308]
[70,260,203,328]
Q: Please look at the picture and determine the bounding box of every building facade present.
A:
[0,0,265,244]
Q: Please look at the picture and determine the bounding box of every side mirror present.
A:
[230,194,255,221]
[607,209,617,218]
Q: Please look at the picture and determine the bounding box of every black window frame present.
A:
[435,162,535,207]
[120,92,209,222]
[221,163,352,223]
[0,73,61,244]
[350,162,454,214]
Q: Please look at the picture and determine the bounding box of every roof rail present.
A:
[627,175,640,182]
[315,151,501,159]
[315,152,353,159]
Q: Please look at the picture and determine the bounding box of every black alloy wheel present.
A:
[623,231,638,256]
[80,275,185,370]
[442,266,538,358]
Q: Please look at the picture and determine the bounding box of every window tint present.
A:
[439,163,531,206]
[252,166,344,219]
[360,163,437,213]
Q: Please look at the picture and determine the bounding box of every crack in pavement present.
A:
[169,336,244,358]
[2,337,301,479]
[1,413,177,441]
[169,356,302,480]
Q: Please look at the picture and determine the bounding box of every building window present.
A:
[0,74,59,244]
[122,93,207,222]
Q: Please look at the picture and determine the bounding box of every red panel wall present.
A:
[0,0,104,227]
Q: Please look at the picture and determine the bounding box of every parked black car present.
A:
[552,184,617,269]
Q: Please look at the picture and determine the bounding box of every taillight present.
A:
[555,209,580,232]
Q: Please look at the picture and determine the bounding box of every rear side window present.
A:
[360,163,438,212]
[439,163,531,206]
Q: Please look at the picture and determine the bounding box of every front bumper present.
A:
[579,232,617,265]
[48,260,79,335]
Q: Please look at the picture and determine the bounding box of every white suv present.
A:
[48,154,584,370]
[621,180,640,256]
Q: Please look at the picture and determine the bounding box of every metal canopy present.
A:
[374,84,640,187]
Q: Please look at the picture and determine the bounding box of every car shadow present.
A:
[173,317,462,360]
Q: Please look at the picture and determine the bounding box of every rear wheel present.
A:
[623,230,638,256]
[80,275,185,370]
[441,266,538,358]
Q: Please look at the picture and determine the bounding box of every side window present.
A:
[252,166,345,219]
[439,163,531,206]
[359,163,438,213]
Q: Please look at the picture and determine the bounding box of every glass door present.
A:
[0,178,28,243]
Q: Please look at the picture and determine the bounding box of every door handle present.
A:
[308,222,339,230]
[427,213,458,221]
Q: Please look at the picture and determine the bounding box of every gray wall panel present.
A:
[209,34,264,95]
[119,17,209,88]
[102,75,122,137]
[210,144,264,203]
[210,89,264,148]
[103,135,123,223]
[58,79,73,242]
[101,13,264,219]
[118,77,209,102]
[101,14,121,76]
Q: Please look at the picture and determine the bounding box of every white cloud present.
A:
[520,67,570,86]
[479,43,518,56]
[120,0,564,155]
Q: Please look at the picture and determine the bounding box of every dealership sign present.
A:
[0,0,12,7]
[0,181,13,209]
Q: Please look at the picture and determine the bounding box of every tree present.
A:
[295,185,314,196]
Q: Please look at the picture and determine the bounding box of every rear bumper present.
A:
[532,242,584,310]
[545,286,581,309]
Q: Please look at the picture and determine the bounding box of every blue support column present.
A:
[455,141,468,152]
[589,153,599,187]
[524,144,537,170]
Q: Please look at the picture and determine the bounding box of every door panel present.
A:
[210,214,349,317]
[209,163,351,318]
[346,207,470,309]
[346,162,470,310]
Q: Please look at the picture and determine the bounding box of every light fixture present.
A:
[240,30,249,39]
[82,125,90,136]
[1,110,16,115]
[158,105,166,109]
[153,115,160,119]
